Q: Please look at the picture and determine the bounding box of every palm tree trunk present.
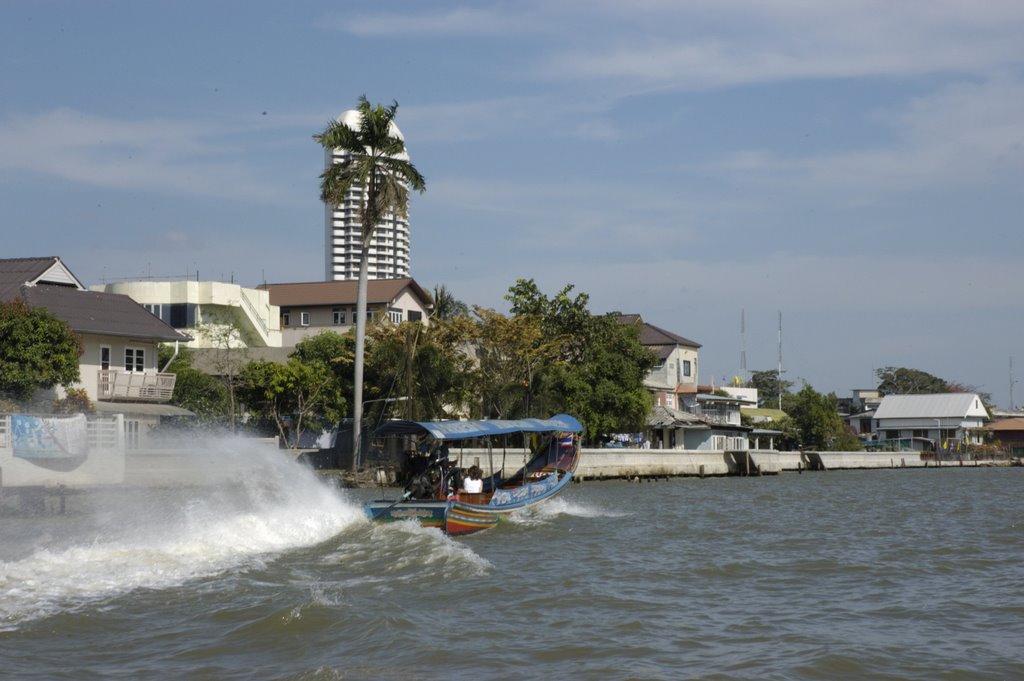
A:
[351,235,371,472]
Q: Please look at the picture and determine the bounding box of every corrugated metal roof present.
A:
[647,405,709,429]
[873,393,987,420]
[19,284,190,342]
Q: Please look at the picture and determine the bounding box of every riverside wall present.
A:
[449,447,1012,481]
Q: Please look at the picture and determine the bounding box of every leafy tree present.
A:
[504,280,657,441]
[52,388,94,414]
[291,330,354,409]
[875,366,948,395]
[158,346,229,425]
[314,95,426,469]
[506,278,591,361]
[538,314,655,443]
[747,369,794,408]
[236,357,343,449]
[473,307,561,419]
[783,383,861,451]
[193,316,250,432]
[0,299,82,402]
[431,284,470,320]
[366,319,476,421]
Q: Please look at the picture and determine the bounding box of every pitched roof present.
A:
[260,277,433,308]
[0,256,83,300]
[985,417,1024,432]
[18,284,189,342]
[648,405,709,429]
[616,314,700,349]
[873,393,988,420]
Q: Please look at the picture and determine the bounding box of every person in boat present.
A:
[461,465,484,494]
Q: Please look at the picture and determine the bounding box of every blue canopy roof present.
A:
[373,414,583,440]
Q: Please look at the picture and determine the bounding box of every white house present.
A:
[260,278,433,346]
[92,279,282,348]
[872,393,990,448]
[1,256,193,451]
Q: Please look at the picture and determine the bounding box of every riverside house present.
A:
[0,256,193,447]
[259,278,433,346]
[871,393,990,454]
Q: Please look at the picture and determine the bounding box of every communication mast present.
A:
[777,311,783,410]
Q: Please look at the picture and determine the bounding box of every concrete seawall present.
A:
[448,447,1008,481]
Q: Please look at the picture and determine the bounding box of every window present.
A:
[388,308,403,323]
[408,310,422,322]
[169,303,188,328]
[683,360,692,377]
[143,303,162,319]
[300,312,310,326]
[333,308,345,325]
[282,313,290,326]
[125,348,145,372]
[665,393,675,408]
[100,346,111,370]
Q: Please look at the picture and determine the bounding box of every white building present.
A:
[872,393,990,447]
[323,108,412,281]
[92,279,281,348]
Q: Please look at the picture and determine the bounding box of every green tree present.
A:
[314,95,426,469]
[539,314,655,443]
[783,383,861,451]
[158,346,229,425]
[506,278,591,361]
[291,330,354,406]
[747,369,794,408]
[505,280,657,441]
[367,319,476,421]
[431,284,470,320]
[237,357,343,449]
[0,299,82,402]
[473,307,561,419]
[875,366,948,395]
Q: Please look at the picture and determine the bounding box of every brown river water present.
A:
[2,440,1021,680]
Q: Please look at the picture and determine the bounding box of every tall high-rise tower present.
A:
[323,108,412,281]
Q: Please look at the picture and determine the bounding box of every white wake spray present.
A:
[0,436,364,630]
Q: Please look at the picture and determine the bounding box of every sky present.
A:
[2,1,1023,408]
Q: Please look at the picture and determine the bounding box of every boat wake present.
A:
[506,496,631,526]
[320,520,492,591]
[0,437,364,631]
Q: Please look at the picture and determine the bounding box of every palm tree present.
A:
[431,283,470,320]
[314,96,426,471]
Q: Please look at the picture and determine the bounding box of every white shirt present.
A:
[463,477,483,494]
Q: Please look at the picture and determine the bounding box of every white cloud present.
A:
[705,75,1024,193]
[0,109,299,203]
[332,6,541,36]
[535,1,1024,89]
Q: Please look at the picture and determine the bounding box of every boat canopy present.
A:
[373,414,583,440]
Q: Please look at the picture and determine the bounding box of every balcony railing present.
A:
[97,370,176,402]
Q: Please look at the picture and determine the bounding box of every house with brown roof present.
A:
[1,257,192,446]
[983,416,1024,456]
[260,278,433,346]
[617,314,701,410]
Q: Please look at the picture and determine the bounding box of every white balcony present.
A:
[97,370,176,402]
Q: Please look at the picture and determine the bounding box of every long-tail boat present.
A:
[364,414,582,536]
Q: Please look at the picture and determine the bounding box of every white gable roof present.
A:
[873,393,988,420]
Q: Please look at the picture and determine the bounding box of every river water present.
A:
[1,442,1021,681]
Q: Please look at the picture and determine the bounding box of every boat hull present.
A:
[364,499,499,536]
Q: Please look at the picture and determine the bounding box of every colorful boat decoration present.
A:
[364,414,583,536]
